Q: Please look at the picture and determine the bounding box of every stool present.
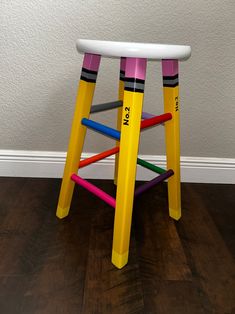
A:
[56,39,191,269]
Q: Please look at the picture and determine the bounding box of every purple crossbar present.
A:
[134,169,174,197]
[141,112,156,119]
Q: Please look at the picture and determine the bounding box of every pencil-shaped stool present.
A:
[56,39,191,269]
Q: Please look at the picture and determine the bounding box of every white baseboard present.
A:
[0,149,234,184]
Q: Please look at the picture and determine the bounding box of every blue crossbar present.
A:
[82,118,121,140]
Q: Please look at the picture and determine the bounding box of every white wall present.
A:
[1,0,235,158]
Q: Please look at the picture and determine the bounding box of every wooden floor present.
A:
[0,178,234,314]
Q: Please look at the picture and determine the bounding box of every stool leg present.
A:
[114,57,126,185]
[162,60,181,220]
[112,58,147,268]
[56,53,101,219]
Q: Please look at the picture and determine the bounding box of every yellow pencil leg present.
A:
[112,57,147,268]
[114,58,125,185]
[56,54,100,219]
[112,91,144,268]
[162,60,181,220]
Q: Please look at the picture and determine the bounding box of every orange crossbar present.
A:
[79,146,119,168]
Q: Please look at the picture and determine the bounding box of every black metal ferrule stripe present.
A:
[80,76,97,83]
[163,82,179,88]
[125,81,145,90]
[124,87,144,93]
[81,71,97,80]
[163,74,178,80]
[119,71,125,81]
[81,67,98,75]
[124,77,145,84]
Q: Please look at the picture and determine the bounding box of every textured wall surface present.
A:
[1,0,235,157]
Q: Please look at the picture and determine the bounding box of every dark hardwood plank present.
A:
[0,177,27,225]
[0,179,92,313]
[0,178,58,276]
[140,280,211,314]
[191,183,235,258]
[134,183,211,314]
[176,183,235,314]
[0,276,30,314]
[134,183,192,281]
[82,181,144,314]
[0,178,234,314]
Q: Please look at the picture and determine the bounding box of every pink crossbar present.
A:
[71,174,116,208]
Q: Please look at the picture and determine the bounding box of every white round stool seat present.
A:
[77,39,191,61]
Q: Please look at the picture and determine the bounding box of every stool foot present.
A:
[56,206,70,219]
[112,250,129,269]
[168,174,181,220]
[169,208,181,220]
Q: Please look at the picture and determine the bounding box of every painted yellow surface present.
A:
[112,249,129,269]
[163,86,181,220]
[114,80,124,185]
[112,90,144,268]
[56,80,96,219]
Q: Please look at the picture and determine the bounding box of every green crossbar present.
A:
[137,158,166,174]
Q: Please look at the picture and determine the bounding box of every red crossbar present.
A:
[141,113,172,129]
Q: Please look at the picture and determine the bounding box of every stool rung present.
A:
[71,174,116,208]
[90,100,123,114]
[79,145,165,177]
[82,118,120,140]
[82,113,171,142]
[78,145,165,175]
[137,158,166,174]
[141,113,172,129]
[135,169,174,197]
[90,104,159,119]
[79,147,119,168]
